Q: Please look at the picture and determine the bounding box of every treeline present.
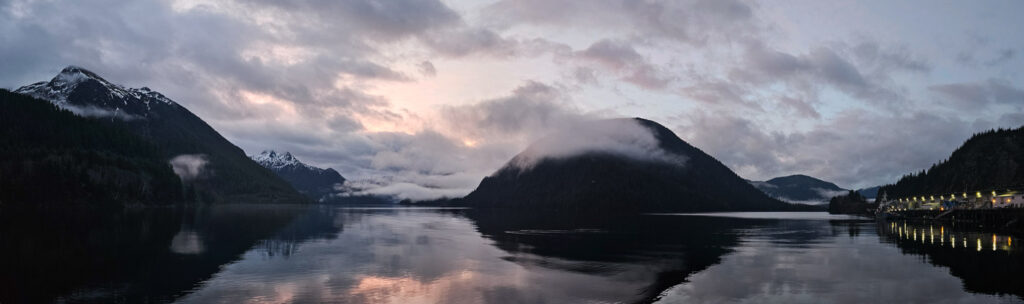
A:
[879,126,1024,199]
[0,90,182,207]
[828,190,876,215]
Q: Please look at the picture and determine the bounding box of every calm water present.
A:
[2,206,1022,303]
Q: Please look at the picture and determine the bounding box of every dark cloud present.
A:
[238,0,461,41]
[441,81,589,142]
[482,0,759,44]
[574,39,673,89]
[418,61,437,77]
[679,78,758,108]
[849,41,930,73]
[727,41,919,111]
[960,47,1017,67]
[985,49,1016,66]
[929,79,1024,110]
[778,96,821,119]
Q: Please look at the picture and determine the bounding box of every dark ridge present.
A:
[461,117,814,212]
[879,126,1024,198]
[752,174,847,202]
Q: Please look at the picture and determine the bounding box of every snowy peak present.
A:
[250,150,346,200]
[251,150,310,170]
[55,65,111,86]
[14,65,177,118]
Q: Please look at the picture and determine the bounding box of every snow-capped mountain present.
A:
[15,66,176,119]
[251,150,319,171]
[251,150,346,200]
[12,65,306,203]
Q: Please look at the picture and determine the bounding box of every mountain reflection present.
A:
[0,205,334,303]
[172,208,753,303]
[463,210,748,303]
[4,207,1022,304]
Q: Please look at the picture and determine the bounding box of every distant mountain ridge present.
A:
[13,66,306,204]
[856,186,880,199]
[749,174,847,204]
[251,150,345,201]
[461,118,815,212]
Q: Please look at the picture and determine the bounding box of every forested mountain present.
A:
[461,118,815,212]
[251,150,345,201]
[749,174,846,204]
[0,90,181,206]
[9,66,306,204]
[879,126,1024,198]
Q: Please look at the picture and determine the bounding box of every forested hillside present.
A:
[0,90,182,207]
[879,126,1024,198]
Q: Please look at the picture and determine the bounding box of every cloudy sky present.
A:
[2,0,1023,199]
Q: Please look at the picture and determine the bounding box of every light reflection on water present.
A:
[654,216,1022,303]
[885,221,1016,253]
[3,207,1023,303]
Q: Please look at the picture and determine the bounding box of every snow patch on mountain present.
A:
[13,66,176,118]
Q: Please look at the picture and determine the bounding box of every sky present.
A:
[2,0,1023,200]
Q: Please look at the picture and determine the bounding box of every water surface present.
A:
[2,207,1021,303]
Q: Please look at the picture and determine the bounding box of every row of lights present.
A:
[895,191,997,203]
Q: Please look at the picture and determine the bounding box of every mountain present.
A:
[856,186,880,199]
[749,174,847,204]
[0,89,182,207]
[461,118,812,212]
[879,126,1024,199]
[13,66,306,204]
[250,150,345,201]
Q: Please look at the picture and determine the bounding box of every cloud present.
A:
[61,104,143,120]
[813,188,849,199]
[849,41,930,73]
[169,154,210,181]
[509,118,687,170]
[575,39,674,89]
[482,0,759,45]
[958,47,1017,67]
[418,61,436,77]
[343,82,603,200]
[985,49,1016,66]
[731,42,905,104]
[674,109,979,189]
[441,81,583,141]
[929,79,1024,110]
